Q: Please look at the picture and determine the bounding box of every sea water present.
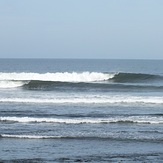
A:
[0,59,163,162]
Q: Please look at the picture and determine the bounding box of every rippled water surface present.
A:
[0,59,163,162]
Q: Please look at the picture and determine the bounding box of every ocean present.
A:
[0,59,163,162]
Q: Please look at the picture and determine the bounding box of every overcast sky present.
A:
[0,0,163,59]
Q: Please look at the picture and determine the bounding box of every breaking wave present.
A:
[0,80,26,88]
[0,72,113,83]
[1,95,163,104]
[1,134,163,142]
[0,116,163,124]
[0,72,162,90]
[23,81,163,91]
[110,72,163,83]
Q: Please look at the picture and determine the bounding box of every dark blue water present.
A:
[0,59,163,162]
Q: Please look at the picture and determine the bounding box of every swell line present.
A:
[1,134,163,142]
[110,72,163,83]
[23,81,163,91]
[1,95,163,104]
[1,116,163,124]
[0,72,163,91]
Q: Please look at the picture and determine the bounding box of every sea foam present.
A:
[0,72,114,82]
[0,81,26,88]
[0,116,162,124]
[0,95,163,104]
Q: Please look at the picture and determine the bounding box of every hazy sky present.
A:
[0,0,163,59]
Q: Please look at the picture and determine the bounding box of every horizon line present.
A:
[0,58,163,60]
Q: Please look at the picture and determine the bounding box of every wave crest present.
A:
[110,72,163,83]
[1,116,162,124]
[1,95,163,104]
[0,80,27,88]
[0,72,113,83]
[0,72,163,89]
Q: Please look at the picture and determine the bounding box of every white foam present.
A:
[0,95,163,104]
[0,80,26,88]
[1,134,162,141]
[1,134,60,139]
[0,116,162,124]
[0,72,114,82]
[0,116,105,124]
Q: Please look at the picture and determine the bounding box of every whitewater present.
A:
[0,72,114,82]
[1,95,163,104]
[1,115,163,124]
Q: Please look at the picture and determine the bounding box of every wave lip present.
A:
[0,80,27,88]
[110,72,163,83]
[0,72,162,83]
